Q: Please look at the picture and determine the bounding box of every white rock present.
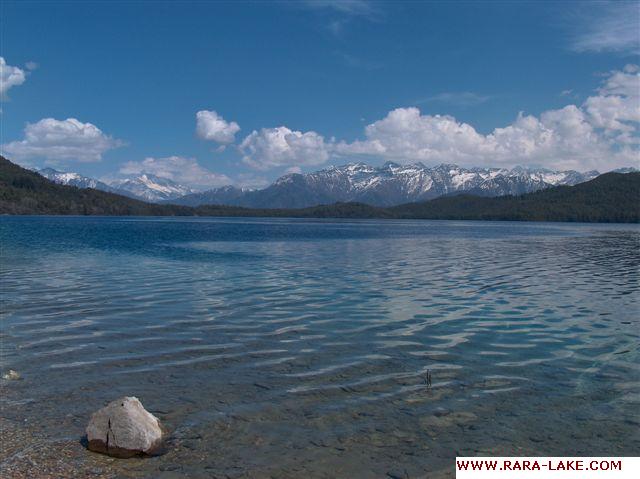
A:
[2,370,21,380]
[86,396,164,458]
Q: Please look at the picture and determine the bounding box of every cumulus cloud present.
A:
[196,110,240,144]
[239,126,332,170]
[231,66,638,173]
[2,118,123,163]
[119,156,231,189]
[584,65,640,144]
[0,57,27,99]
[334,66,640,171]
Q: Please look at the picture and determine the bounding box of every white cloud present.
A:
[598,64,640,96]
[235,67,638,173]
[491,106,612,170]
[2,118,123,163]
[119,156,231,189]
[568,2,640,55]
[196,110,240,144]
[239,126,332,170]
[0,57,27,99]
[584,65,640,143]
[336,107,495,163]
[585,95,639,137]
[335,66,640,171]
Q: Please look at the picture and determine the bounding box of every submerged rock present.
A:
[2,369,21,380]
[86,396,163,458]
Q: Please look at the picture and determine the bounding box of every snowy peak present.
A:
[36,167,196,202]
[35,162,620,208]
[110,174,195,202]
[169,162,608,208]
[37,167,115,192]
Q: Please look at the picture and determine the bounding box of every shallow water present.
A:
[1,217,639,478]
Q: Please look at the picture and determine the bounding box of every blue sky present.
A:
[1,0,639,190]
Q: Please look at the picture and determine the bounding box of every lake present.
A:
[1,216,639,478]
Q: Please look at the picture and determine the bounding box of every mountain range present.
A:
[36,162,612,208]
[171,163,602,208]
[2,156,638,222]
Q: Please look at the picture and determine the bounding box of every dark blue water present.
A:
[1,217,639,478]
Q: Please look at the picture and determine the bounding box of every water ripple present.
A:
[1,217,639,475]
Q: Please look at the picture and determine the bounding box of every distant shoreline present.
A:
[2,157,639,223]
[3,213,640,225]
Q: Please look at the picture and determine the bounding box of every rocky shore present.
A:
[0,416,118,479]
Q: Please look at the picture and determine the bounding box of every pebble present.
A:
[2,369,21,380]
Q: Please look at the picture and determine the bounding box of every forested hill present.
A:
[1,156,638,222]
[0,156,378,217]
[0,156,256,216]
[0,156,190,215]
[389,171,640,223]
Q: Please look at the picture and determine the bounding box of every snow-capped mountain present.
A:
[109,174,195,202]
[170,162,601,208]
[36,167,130,196]
[36,162,615,208]
[36,168,195,202]
[38,167,108,190]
